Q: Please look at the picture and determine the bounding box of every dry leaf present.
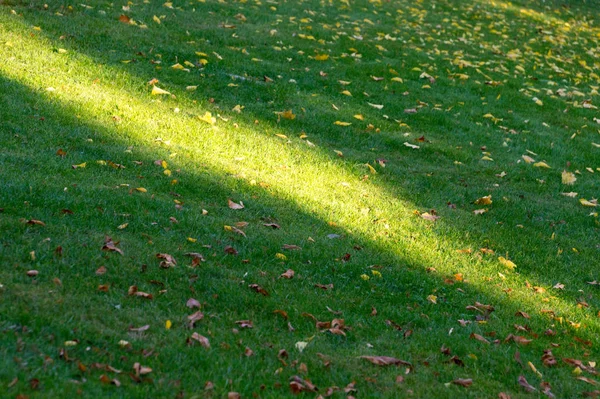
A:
[360,356,412,368]
[228,199,245,209]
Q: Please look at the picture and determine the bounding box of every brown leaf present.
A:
[224,246,238,255]
[360,356,412,369]
[540,382,555,398]
[189,332,210,348]
[228,393,240,399]
[249,284,269,296]
[133,362,152,377]
[127,286,153,299]
[26,270,39,277]
[469,333,490,344]
[280,269,295,279]
[498,393,511,399]
[186,298,201,309]
[504,334,532,345]
[98,284,110,292]
[23,219,46,226]
[228,199,244,210]
[244,347,254,357]
[452,378,473,387]
[289,376,318,393]
[314,283,333,290]
[515,311,530,319]
[185,252,206,262]
[578,377,600,386]
[449,355,465,367]
[518,375,536,392]
[263,223,280,229]
[235,320,253,328]
[95,266,107,275]
[156,253,176,268]
[282,244,302,250]
[273,309,288,319]
[327,328,346,336]
[118,14,131,23]
[188,311,204,327]
[102,236,123,255]
[129,324,150,332]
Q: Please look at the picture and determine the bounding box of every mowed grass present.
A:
[1,0,600,397]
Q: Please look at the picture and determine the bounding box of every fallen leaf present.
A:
[474,195,492,205]
[228,199,245,209]
[562,170,577,185]
[280,269,295,279]
[360,356,412,368]
[498,256,516,270]
[156,253,177,268]
[518,375,537,392]
[189,332,210,348]
[452,378,473,387]
[102,236,123,255]
[151,86,170,95]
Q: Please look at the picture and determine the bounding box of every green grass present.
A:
[1,0,600,397]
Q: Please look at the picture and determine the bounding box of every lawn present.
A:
[0,0,599,397]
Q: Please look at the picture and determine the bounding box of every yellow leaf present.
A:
[391,77,403,83]
[522,155,535,163]
[334,150,343,157]
[481,156,493,161]
[427,295,437,304]
[135,187,147,193]
[187,237,197,243]
[198,58,208,66]
[498,256,516,270]
[153,15,161,24]
[151,86,170,95]
[72,162,86,169]
[117,223,129,230]
[165,320,172,329]
[562,170,577,185]
[534,161,551,168]
[334,121,351,126]
[365,163,376,174]
[361,274,370,281]
[275,134,288,139]
[275,253,287,260]
[314,54,329,61]
[338,80,351,85]
[171,63,185,70]
[186,85,198,91]
[198,112,216,125]
[353,114,364,120]
[580,199,598,207]
[280,110,295,120]
[474,195,492,205]
[367,102,384,109]
[341,90,352,96]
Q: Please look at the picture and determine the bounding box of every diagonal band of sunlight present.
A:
[1,12,598,339]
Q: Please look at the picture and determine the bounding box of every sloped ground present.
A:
[1,0,599,397]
